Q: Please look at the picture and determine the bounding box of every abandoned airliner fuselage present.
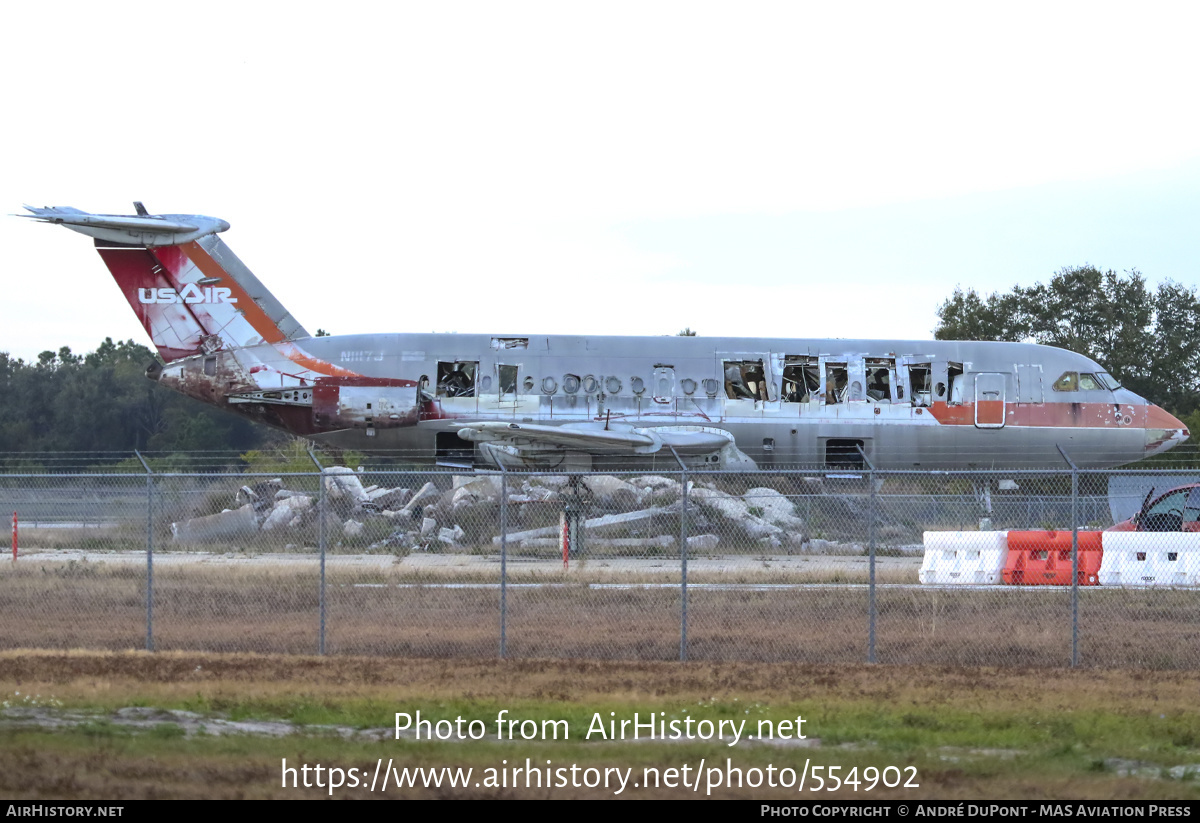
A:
[24,204,1190,471]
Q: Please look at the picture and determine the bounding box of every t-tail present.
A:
[25,203,424,443]
[23,203,310,362]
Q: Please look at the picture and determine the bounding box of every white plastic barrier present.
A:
[920,531,1008,584]
[1099,532,1200,586]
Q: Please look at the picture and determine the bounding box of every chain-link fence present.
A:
[3,460,1200,668]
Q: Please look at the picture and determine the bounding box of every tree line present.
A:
[0,338,272,457]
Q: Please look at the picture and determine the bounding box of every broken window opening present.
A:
[436,361,477,398]
[909,364,932,407]
[204,356,216,377]
[947,362,964,405]
[723,360,770,401]
[782,358,821,403]
[498,365,518,397]
[825,363,849,404]
[825,438,865,469]
[491,337,529,350]
[864,358,895,403]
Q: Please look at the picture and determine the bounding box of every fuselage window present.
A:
[909,364,932,407]
[1053,372,1078,392]
[947,362,964,404]
[723,360,770,401]
[865,358,895,402]
[498,365,518,396]
[782,358,820,403]
[436,361,477,398]
[825,363,848,404]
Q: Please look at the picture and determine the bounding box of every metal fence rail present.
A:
[2,462,1199,668]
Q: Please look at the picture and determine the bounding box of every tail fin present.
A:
[23,204,309,362]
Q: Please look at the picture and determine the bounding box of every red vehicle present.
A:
[1108,484,1200,532]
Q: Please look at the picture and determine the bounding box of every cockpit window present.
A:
[1052,371,1078,392]
[1078,373,1101,391]
[1095,371,1122,390]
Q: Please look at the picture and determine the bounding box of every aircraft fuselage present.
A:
[158,331,1181,470]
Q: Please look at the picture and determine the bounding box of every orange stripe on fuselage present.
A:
[926,401,1143,428]
[178,241,362,378]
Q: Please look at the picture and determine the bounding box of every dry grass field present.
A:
[3,554,1199,668]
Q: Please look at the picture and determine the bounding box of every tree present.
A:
[676,328,697,336]
[0,339,274,457]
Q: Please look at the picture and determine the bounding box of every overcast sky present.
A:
[4,2,1200,361]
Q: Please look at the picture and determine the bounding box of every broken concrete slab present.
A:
[171,504,259,543]
[451,477,502,507]
[493,507,670,544]
[582,475,643,509]
[323,467,368,502]
[260,494,313,531]
[743,487,805,531]
[398,482,440,517]
[437,525,465,545]
[690,487,783,541]
[366,487,410,509]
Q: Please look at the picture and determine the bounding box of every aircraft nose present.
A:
[1145,404,1190,457]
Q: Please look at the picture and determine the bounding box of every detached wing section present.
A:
[456,421,744,469]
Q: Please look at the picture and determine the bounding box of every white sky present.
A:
[4,1,1200,361]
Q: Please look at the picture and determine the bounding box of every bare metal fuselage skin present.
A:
[24,204,1189,471]
[160,331,1179,470]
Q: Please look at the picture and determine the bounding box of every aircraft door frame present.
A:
[974,372,1007,428]
[899,355,936,409]
[1015,364,1044,405]
[494,362,520,415]
[652,366,675,405]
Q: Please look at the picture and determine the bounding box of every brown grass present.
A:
[1,561,1199,668]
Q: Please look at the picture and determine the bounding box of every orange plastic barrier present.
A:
[1003,530,1103,586]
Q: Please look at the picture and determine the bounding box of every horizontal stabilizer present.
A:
[22,205,229,246]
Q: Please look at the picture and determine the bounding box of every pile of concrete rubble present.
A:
[170,467,814,553]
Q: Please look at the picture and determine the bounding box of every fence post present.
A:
[309,450,326,656]
[857,446,877,664]
[1058,445,1080,667]
[135,451,154,652]
[670,447,689,662]
[499,464,508,659]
